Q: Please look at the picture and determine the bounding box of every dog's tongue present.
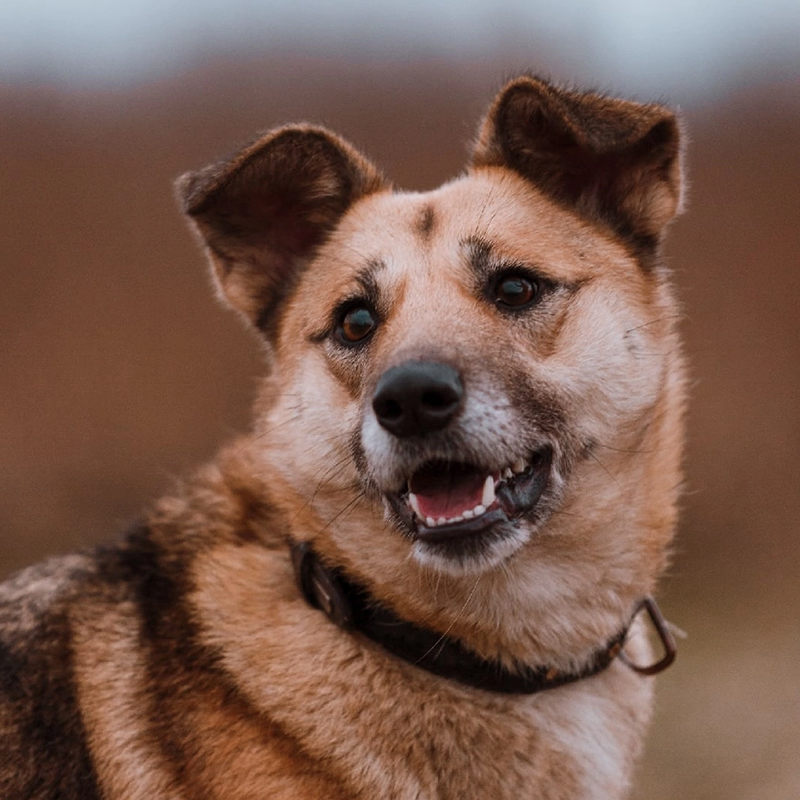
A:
[409,463,485,519]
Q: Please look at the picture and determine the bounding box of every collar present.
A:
[291,542,676,695]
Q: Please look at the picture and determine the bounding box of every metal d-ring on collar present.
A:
[291,542,677,695]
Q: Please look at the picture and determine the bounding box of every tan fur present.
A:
[72,602,183,800]
[0,76,686,799]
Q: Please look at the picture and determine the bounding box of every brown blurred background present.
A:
[1,2,799,797]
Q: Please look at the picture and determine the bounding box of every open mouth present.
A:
[388,447,553,548]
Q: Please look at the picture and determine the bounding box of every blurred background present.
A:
[1,1,798,796]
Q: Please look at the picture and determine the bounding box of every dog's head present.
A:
[178,77,686,623]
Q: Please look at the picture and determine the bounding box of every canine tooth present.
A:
[503,467,514,480]
[463,509,474,519]
[426,516,436,527]
[482,475,495,507]
[473,504,487,517]
[512,458,526,474]
[408,492,421,517]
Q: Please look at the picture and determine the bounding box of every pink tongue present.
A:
[410,464,485,519]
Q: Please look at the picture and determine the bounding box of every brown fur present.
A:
[0,75,686,799]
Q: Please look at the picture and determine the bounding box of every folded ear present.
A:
[177,126,386,334]
[471,76,684,260]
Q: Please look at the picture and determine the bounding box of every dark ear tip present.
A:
[175,124,385,222]
[174,149,239,217]
[492,75,552,116]
[642,114,682,151]
[174,170,205,216]
[497,74,549,97]
[173,127,310,219]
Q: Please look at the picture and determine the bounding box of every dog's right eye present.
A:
[336,305,377,345]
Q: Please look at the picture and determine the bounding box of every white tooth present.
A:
[408,492,421,517]
[437,517,447,526]
[482,475,495,507]
[426,516,436,527]
[512,458,526,474]
[447,515,464,524]
[463,509,474,519]
[503,467,514,480]
[473,504,487,517]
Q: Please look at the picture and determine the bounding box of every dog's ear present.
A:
[471,76,684,258]
[177,126,386,334]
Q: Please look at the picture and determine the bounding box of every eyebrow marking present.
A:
[415,204,436,240]
[462,235,495,279]
[354,258,386,305]
[462,235,588,298]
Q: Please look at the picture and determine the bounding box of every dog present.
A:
[0,75,686,799]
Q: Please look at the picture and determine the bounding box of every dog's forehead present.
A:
[290,169,640,336]
[327,169,628,287]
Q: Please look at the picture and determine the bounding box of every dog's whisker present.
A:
[594,441,658,455]
[413,574,483,666]
[623,314,683,336]
[251,413,305,440]
[310,457,357,501]
[318,492,367,535]
[230,412,305,455]
[285,455,363,527]
[549,508,602,524]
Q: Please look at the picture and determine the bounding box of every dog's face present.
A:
[269,170,675,578]
[179,78,685,604]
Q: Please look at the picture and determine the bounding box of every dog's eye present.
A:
[494,273,540,309]
[337,305,377,344]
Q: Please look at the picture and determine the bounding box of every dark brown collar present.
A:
[291,542,676,695]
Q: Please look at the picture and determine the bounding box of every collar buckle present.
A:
[291,542,354,629]
[619,596,678,675]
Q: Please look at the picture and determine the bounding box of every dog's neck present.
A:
[290,542,676,695]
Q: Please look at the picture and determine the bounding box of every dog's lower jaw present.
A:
[410,519,532,576]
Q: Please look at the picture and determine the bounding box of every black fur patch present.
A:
[0,576,102,799]
[415,205,436,239]
[98,524,243,795]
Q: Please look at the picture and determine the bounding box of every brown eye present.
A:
[338,305,377,344]
[495,273,538,308]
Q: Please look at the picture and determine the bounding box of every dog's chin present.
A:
[411,522,532,576]
[384,447,553,576]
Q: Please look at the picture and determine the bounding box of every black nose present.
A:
[372,360,464,438]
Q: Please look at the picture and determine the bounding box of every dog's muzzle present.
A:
[370,359,553,558]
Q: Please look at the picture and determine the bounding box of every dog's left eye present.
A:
[493,272,540,309]
[337,305,377,345]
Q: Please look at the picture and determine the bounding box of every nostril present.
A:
[374,397,403,421]
[421,389,452,409]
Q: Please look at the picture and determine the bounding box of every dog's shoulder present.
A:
[0,521,203,797]
[0,552,105,798]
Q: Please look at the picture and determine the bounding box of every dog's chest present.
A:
[340,684,643,800]
[187,543,652,800]
[238,680,640,800]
